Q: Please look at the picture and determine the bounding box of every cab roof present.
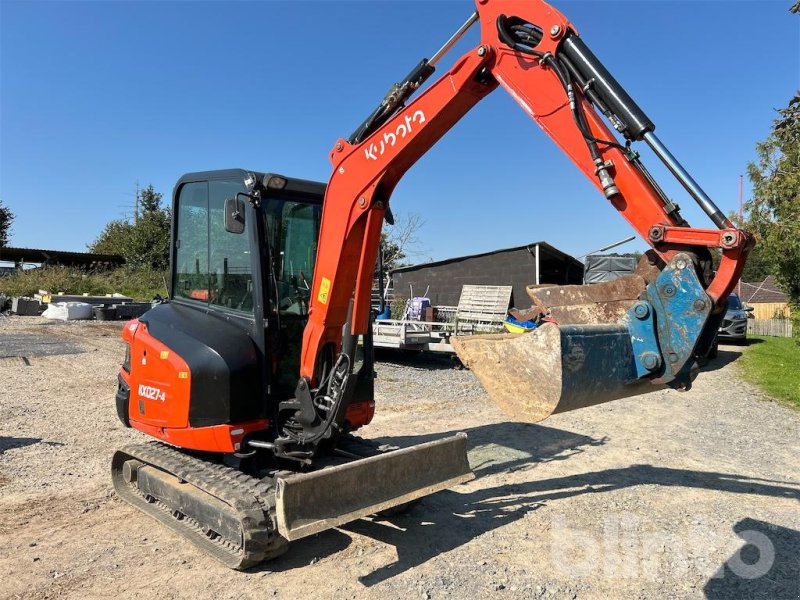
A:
[173,169,326,199]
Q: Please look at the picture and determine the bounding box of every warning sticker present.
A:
[318,277,331,305]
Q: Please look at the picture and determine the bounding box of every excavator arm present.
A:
[279,0,752,455]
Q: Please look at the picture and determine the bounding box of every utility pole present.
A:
[134,182,140,225]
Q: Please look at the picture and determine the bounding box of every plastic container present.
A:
[503,315,537,334]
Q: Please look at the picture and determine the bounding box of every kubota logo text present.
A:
[364,110,426,161]
[138,384,166,402]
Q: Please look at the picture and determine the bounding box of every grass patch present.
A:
[0,266,167,301]
[739,335,800,408]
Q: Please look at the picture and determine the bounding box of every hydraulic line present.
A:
[542,53,620,197]
[349,12,480,144]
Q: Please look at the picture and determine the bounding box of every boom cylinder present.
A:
[348,12,479,145]
[643,131,729,228]
[559,34,655,141]
[560,33,728,229]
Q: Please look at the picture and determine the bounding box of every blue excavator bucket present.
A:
[452,253,713,422]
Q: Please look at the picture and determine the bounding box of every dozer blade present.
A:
[452,322,656,423]
[275,433,473,541]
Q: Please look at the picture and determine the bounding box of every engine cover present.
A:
[127,303,265,430]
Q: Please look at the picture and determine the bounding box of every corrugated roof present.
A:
[390,241,582,274]
[739,276,788,304]
[0,246,124,264]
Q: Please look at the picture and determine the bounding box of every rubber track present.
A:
[111,441,288,569]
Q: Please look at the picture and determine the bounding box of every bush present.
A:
[0,266,167,301]
[390,295,407,320]
[89,185,171,270]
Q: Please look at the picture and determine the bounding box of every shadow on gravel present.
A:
[375,349,460,371]
[0,436,61,455]
[704,518,800,599]
[342,424,800,587]
[700,349,744,372]
[377,421,608,478]
[254,529,355,573]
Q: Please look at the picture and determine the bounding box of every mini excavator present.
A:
[112,0,753,568]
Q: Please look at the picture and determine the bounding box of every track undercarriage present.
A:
[112,442,288,569]
[112,434,473,569]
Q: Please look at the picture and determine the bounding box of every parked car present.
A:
[718,292,752,342]
[701,293,752,360]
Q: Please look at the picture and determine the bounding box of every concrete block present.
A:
[11,297,42,316]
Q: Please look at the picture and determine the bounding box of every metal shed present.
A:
[390,241,583,308]
[0,247,125,270]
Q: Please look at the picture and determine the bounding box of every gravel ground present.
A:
[1,316,798,599]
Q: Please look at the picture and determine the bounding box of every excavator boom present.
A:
[286,0,752,444]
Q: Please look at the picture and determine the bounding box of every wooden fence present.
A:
[747,318,794,338]
[749,302,790,320]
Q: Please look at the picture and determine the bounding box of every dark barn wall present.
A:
[538,247,583,287]
[392,246,583,308]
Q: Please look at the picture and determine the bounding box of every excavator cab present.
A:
[115,169,384,447]
[115,171,323,438]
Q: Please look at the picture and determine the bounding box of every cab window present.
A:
[174,179,254,314]
[265,199,321,316]
[174,182,209,302]
[209,180,254,313]
[264,196,322,394]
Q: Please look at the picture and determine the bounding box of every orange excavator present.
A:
[112,0,752,568]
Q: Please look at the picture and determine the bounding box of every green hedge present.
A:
[0,266,167,301]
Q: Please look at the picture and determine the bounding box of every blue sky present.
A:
[1,1,798,263]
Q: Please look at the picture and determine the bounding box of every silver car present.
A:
[718,293,750,342]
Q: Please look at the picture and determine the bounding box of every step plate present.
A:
[275,433,473,541]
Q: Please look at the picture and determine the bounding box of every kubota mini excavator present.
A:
[112,0,752,569]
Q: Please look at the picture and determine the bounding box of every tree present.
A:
[0,199,14,248]
[746,92,800,338]
[137,184,163,215]
[740,246,772,283]
[90,185,171,270]
[726,212,771,282]
[379,211,424,272]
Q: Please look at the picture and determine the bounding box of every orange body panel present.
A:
[125,320,191,429]
[121,319,271,453]
[344,400,376,431]
[129,418,269,454]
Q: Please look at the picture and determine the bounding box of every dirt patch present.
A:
[1,317,798,599]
